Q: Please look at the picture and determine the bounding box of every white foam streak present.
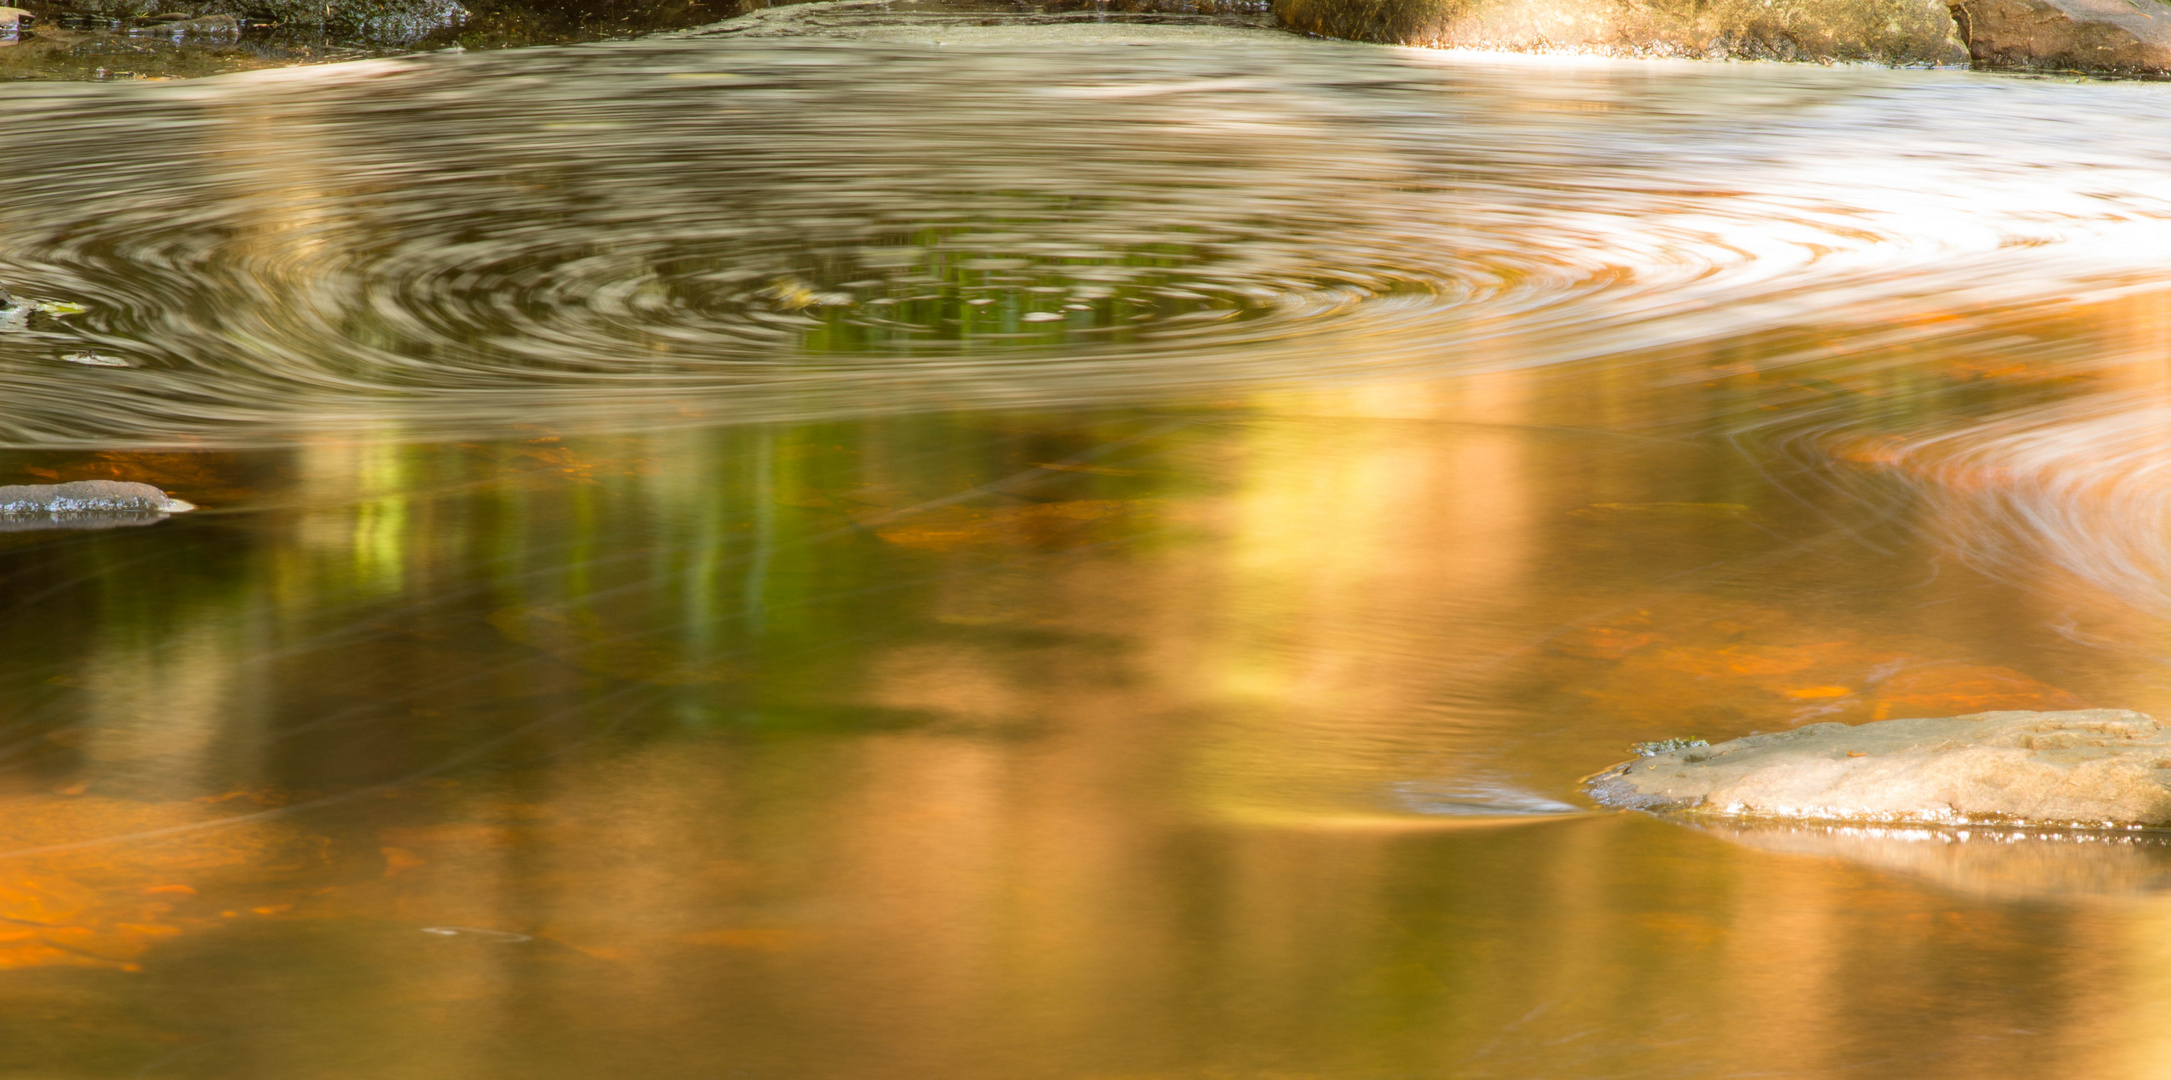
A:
[5,36,2171,446]
[1896,398,2171,617]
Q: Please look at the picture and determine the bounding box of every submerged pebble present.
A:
[421,926,533,942]
[60,351,130,367]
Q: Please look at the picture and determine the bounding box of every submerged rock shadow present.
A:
[1691,818,2171,900]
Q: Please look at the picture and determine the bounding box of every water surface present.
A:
[6,10,2171,1077]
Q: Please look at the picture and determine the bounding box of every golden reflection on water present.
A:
[11,304,2171,1074]
[16,19,2171,1076]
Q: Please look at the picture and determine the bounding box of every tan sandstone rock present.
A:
[1274,0,1969,65]
[1952,0,2171,75]
[1586,709,2171,826]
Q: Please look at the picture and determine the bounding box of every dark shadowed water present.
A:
[7,7,2171,1077]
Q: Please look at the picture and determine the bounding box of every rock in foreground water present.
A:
[1587,709,2171,827]
[0,481,195,519]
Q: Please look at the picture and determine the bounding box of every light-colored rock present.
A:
[1952,0,2171,75]
[1273,0,1969,65]
[1586,709,2171,827]
[0,6,30,29]
[0,480,196,516]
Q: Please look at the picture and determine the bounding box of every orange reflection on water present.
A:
[0,794,311,971]
[12,348,2171,1074]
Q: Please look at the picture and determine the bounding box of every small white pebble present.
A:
[61,351,129,367]
[421,925,533,942]
[1021,311,1065,323]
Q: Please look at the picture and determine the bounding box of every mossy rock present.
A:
[56,0,463,30]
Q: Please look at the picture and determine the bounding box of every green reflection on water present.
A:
[0,331,2167,1077]
[788,226,1257,353]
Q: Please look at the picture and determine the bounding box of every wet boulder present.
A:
[1586,709,2171,827]
[1273,0,1969,65]
[0,481,196,531]
[45,0,462,35]
[127,10,239,31]
[1951,0,2171,75]
[0,6,32,29]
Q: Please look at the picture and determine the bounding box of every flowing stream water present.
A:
[7,5,2171,1076]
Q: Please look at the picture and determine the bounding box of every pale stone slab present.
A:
[1586,709,2171,827]
[0,481,191,515]
[0,481,196,529]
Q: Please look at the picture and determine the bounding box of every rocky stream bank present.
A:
[1276,0,2171,75]
[3,0,2163,78]
[0,0,726,79]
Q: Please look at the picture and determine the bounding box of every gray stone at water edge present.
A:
[1586,709,2171,827]
[0,481,196,516]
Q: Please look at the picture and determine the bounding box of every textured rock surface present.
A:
[1953,0,2171,74]
[38,0,464,31]
[1274,0,1968,65]
[1587,709,2171,826]
[0,481,195,516]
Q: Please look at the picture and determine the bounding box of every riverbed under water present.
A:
[5,7,2171,1077]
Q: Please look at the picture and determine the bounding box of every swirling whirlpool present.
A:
[4,16,2171,449]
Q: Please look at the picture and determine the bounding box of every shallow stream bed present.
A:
[5,11,2171,1078]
